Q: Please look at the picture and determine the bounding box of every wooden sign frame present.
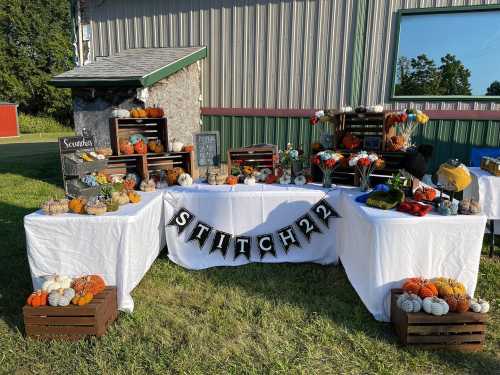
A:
[194,131,220,168]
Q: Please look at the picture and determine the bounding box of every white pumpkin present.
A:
[470,298,490,314]
[48,288,75,307]
[423,296,449,316]
[111,108,130,118]
[396,292,422,313]
[279,174,292,185]
[244,176,256,185]
[171,139,184,152]
[42,275,72,293]
[178,173,193,187]
[293,175,307,186]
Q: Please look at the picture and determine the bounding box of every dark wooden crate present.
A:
[146,151,195,180]
[23,286,118,341]
[336,112,390,151]
[102,154,148,180]
[391,289,487,352]
[109,117,168,156]
[227,146,278,174]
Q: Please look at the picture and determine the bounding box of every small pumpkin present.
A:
[130,107,147,118]
[422,296,449,316]
[124,173,139,191]
[396,292,422,313]
[86,198,107,215]
[111,108,130,118]
[265,174,278,184]
[128,191,142,203]
[72,292,94,306]
[170,139,184,152]
[294,175,307,186]
[226,175,238,185]
[402,277,438,299]
[145,106,164,118]
[148,140,164,153]
[470,298,490,314]
[244,176,256,185]
[48,288,75,307]
[42,199,69,215]
[26,290,48,307]
[342,133,361,150]
[166,167,185,185]
[432,277,467,297]
[134,140,148,154]
[120,140,134,155]
[42,275,72,293]
[182,144,194,153]
[140,179,156,192]
[112,191,130,205]
[72,275,106,295]
[445,294,470,313]
[178,173,193,187]
[69,197,86,214]
[279,174,292,185]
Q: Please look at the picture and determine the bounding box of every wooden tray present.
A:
[391,289,487,352]
[23,286,118,340]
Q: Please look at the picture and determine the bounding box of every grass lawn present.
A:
[0,137,498,374]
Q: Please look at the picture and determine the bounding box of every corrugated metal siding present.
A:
[202,115,500,171]
[86,0,357,109]
[363,0,500,111]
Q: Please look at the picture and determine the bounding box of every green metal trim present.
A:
[390,4,500,102]
[141,47,207,87]
[350,0,369,106]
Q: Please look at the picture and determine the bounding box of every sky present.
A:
[397,10,500,95]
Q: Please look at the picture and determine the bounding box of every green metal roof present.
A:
[50,46,207,88]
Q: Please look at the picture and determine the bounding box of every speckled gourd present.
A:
[396,292,422,313]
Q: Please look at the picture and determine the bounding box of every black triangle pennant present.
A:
[167,208,195,234]
[256,234,277,259]
[210,230,232,258]
[187,221,213,249]
[311,199,340,228]
[276,226,301,253]
[234,236,251,261]
[295,213,322,242]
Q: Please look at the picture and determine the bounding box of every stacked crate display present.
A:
[227,145,278,175]
[108,117,195,180]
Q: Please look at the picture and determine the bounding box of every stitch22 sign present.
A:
[167,198,340,261]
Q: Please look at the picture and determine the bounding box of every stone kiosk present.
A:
[51,46,207,147]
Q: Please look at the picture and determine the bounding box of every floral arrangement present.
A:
[278,143,304,169]
[349,151,384,191]
[386,109,430,151]
[311,150,343,188]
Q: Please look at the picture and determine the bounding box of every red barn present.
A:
[0,103,19,138]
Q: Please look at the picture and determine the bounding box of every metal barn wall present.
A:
[86,0,359,109]
[362,0,500,111]
[202,115,500,171]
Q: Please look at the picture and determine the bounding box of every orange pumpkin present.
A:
[402,277,438,299]
[182,144,194,153]
[130,108,147,118]
[120,141,134,155]
[26,290,48,307]
[265,174,278,184]
[124,179,136,191]
[69,197,86,214]
[72,292,94,306]
[445,295,470,313]
[148,140,164,153]
[72,275,106,295]
[414,187,437,202]
[226,175,238,185]
[134,140,148,154]
[145,107,164,118]
[342,133,361,150]
[128,191,142,203]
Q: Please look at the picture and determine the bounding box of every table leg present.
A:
[490,220,495,258]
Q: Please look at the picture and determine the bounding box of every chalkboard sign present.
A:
[194,131,220,167]
[59,135,95,154]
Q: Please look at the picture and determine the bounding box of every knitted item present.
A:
[366,189,405,210]
[436,163,471,192]
[398,200,433,217]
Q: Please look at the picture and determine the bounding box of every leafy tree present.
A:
[0,0,74,124]
[438,54,472,96]
[486,81,500,96]
[395,54,441,96]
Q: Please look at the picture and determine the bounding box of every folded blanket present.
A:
[398,200,433,217]
[366,189,405,210]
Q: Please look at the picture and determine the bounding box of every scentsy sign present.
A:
[59,136,95,153]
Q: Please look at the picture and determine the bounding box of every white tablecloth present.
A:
[337,190,488,322]
[163,183,343,269]
[24,191,165,312]
[464,167,500,220]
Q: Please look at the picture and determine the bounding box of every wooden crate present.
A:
[391,289,487,352]
[102,154,148,180]
[24,286,118,340]
[109,117,168,156]
[227,146,278,174]
[336,112,389,151]
[146,151,196,180]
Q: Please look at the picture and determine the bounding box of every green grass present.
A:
[0,139,499,374]
[0,132,75,145]
[18,114,73,135]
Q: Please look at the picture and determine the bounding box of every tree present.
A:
[438,54,472,96]
[395,54,441,96]
[486,81,500,96]
[0,0,74,123]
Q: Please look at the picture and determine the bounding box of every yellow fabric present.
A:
[437,164,472,192]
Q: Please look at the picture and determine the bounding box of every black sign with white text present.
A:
[256,234,276,259]
[234,236,252,260]
[187,221,213,249]
[167,208,195,234]
[295,213,321,242]
[311,199,339,228]
[210,230,232,258]
[276,226,301,253]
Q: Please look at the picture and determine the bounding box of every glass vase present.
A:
[359,173,370,192]
[321,168,332,188]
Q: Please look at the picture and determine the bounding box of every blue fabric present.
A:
[355,184,390,203]
[470,147,500,167]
